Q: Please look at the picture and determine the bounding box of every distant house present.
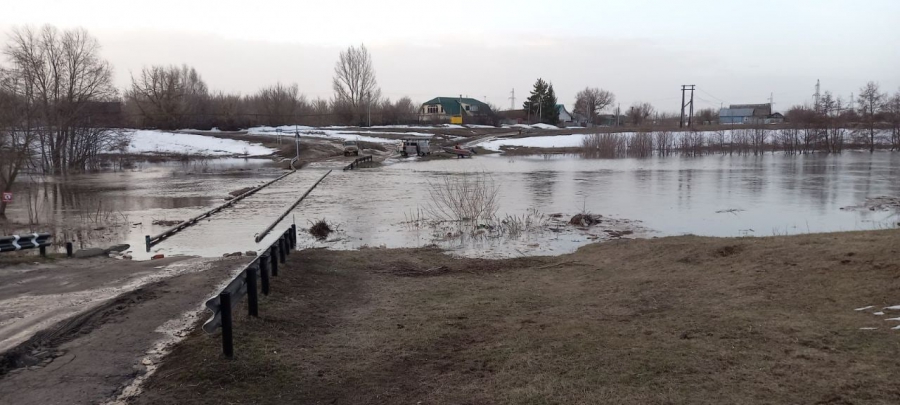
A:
[557,104,574,126]
[419,97,493,125]
[596,114,619,127]
[500,109,528,126]
[719,103,775,125]
[766,112,785,124]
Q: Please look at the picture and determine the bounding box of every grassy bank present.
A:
[136,230,900,404]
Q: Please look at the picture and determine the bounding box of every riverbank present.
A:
[135,229,900,404]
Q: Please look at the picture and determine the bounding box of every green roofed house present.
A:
[419,97,493,125]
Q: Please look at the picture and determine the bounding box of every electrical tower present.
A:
[680,85,695,128]
[509,89,516,111]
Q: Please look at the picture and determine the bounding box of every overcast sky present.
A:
[2,0,899,113]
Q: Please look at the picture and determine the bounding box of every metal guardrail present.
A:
[343,155,373,171]
[145,170,297,251]
[0,233,52,256]
[203,225,297,358]
[254,170,331,243]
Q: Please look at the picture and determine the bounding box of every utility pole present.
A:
[680,85,695,128]
[294,125,300,162]
[509,88,515,111]
[366,91,371,127]
[769,92,774,112]
[616,104,620,126]
[538,94,544,124]
[814,79,821,112]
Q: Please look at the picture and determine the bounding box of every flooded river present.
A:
[3,152,898,259]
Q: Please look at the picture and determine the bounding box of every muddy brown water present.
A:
[2,152,899,260]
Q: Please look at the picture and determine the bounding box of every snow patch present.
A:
[884,317,900,321]
[884,305,900,311]
[859,327,878,330]
[122,130,274,156]
[246,126,401,144]
[478,134,589,151]
[855,306,875,311]
[874,311,885,316]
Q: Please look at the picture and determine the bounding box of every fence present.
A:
[0,233,52,256]
[202,225,297,358]
[343,155,373,171]
[145,170,297,251]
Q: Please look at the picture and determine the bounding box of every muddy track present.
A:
[0,286,157,376]
[0,257,250,405]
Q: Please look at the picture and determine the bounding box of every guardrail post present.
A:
[283,231,291,256]
[278,237,287,264]
[220,291,234,358]
[247,266,259,317]
[145,235,151,252]
[39,245,46,257]
[260,254,270,295]
[291,224,297,247]
[270,245,279,277]
[65,242,73,258]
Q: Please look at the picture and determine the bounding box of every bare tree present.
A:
[627,102,654,126]
[885,90,900,151]
[573,87,614,125]
[249,82,305,126]
[126,64,209,129]
[0,69,38,217]
[857,81,884,153]
[4,25,117,174]
[332,44,380,125]
[379,96,418,125]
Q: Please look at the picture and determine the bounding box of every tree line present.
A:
[125,45,419,130]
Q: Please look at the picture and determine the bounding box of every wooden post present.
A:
[39,245,46,257]
[65,242,73,258]
[260,254,270,295]
[282,233,290,256]
[290,225,297,247]
[145,235,151,252]
[278,237,287,264]
[220,291,234,358]
[270,245,279,277]
[247,266,259,317]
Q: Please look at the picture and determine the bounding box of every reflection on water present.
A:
[289,151,899,256]
[2,153,898,260]
[1,159,282,257]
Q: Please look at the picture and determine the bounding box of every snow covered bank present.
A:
[246,126,407,144]
[476,128,898,152]
[503,123,562,130]
[478,134,589,151]
[122,130,275,156]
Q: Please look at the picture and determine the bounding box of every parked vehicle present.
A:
[343,140,360,156]
[442,146,476,158]
[401,138,431,157]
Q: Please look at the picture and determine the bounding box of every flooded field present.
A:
[2,152,898,259]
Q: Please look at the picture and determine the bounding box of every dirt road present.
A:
[136,230,900,404]
[0,255,252,405]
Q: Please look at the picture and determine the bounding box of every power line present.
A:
[697,88,725,104]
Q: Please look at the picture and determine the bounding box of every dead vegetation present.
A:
[151,219,182,227]
[136,229,900,404]
[308,219,333,240]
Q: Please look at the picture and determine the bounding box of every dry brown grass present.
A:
[136,230,900,404]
